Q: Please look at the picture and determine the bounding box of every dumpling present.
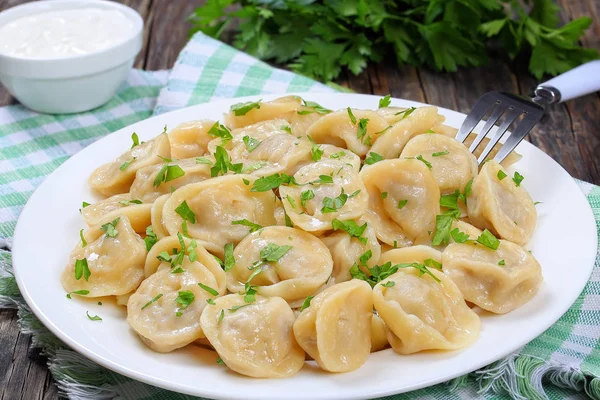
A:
[89,134,170,196]
[378,245,443,266]
[168,120,215,159]
[359,158,440,247]
[207,119,312,177]
[150,194,170,239]
[442,241,542,314]
[400,134,478,194]
[224,96,302,129]
[61,216,146,297]
[81,194,151,232]
[467,161,536,246]
[162,175,278,257]
[279,159,368,233]
[127,259,220,352]
[293,280,372,372]
[462,133,522,167]
[226,226,333,303]
[373,249,480,354]
[370,313,389,352]
[129,157,213,203]
[116,292,132,306]
[307,109,389,156]
[143,236,226,296]
[200,294,305,378]
[369,106,438,159]
[321,220,381,283]
[414,220,482,250]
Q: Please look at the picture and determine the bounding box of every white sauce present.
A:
[0,7,134,59]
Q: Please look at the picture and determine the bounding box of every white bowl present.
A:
[0,0,143,114]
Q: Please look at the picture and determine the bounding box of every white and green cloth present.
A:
[1,33,599,400]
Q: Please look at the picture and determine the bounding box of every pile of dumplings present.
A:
[61,96,543,378]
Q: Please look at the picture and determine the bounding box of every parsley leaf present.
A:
[196,157,213,165]
[477,229,500,250]
[440,190,460,209]
[100,217,120,238]
[232,219,263,233]
[119,199,143,206]
[259,243,292,262]
[416,155,432,169]
[153,164,185,186]
[243,135,261,152]
[66,289,89,299]
[86,312,102,321]
[395,107,416,119]
[382,281,395,287]
[458,179,473,205]
[397,199,408,209]
[330,151,346,159]
[223,243,235,272]
[175,200,196,224]
[310,141,323,161]
[432,151,449,157]
[198,282,219,296]
[175,290,195,315]
[144,226,158,251]
[79,229,87,248]
[347,107,357,124]
[431,210,460,246]
[141,293,163,310]
[119,157,136,171]
[379,95,391,108]
[130,132,139,148]
[251,173,297,192]
[364,152,383,165]
[357,118,369,143]
[300,190,315,206]
[321,191,349,213]
[230,100,261,116]
[513,171,524,187]
[211,146,242,177]
[332,219,368,244]
[497,170,507,180]
[301,99,332,114]
[300,295,314,312]
[498,259,506,266]
[450,228,470,243]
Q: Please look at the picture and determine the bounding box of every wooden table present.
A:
[0,0,598,399]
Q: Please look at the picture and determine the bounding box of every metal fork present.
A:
[456,60,600,164]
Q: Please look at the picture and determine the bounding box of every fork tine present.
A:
[456,93,499,143]
[468,104,505,153]
[494,112,543,164]
[477,107,522,164]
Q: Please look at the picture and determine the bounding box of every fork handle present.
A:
[535,60,600,104]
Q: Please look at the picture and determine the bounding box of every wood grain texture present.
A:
[0,1,599,400]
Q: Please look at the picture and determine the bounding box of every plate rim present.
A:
[11,92,599,400]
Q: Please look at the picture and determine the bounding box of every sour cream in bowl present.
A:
[0,1,143,114]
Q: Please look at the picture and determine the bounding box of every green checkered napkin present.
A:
[1,33,599,400]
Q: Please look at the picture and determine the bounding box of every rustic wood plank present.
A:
[143,0,206,71]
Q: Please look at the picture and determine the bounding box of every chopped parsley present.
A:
[100,217,120,238]
[82,201,91,208]
[381,192,388,199]
[301,99,331,114]
[119,199,143,206]
[196,157,213,165]
[242,161,267,173]
[198,282,219,296]
[513,171,524,187]
[382,281,395,288]
[497,170,507,180]
[281,125,292,134]
[300,190,315,206]
[450,228,470,243]
[329,151,346,159]
[243,285,258,303]
[86,312,102,321]
[379,94,391,108]
[357,118,369,143]
[119,157,136,171]
[321,191,349,213]
[175,290,195,316]
[458,179,473,205]
[364,152,383,165]
[416,155,432,169]
[130,132,140,148]
[230,100,261,116]
[251,173,297,192]
[211,146,243,177]
[347,107,357,124]
[431,209,461,246]
[242,135,261,152]
[175,200,196,224]
[79,229,87,248]
[432,151,449,157]
[66,289,89,299]
[498,259,506,266]
[153,164,185,186]
[395,107,416,119]
[141,293,163,310]
[300,295,314,311]
[477,229,500,250]
[232,219,263,233]
[310,174,333,185]
[259,243,292,262]
[144,225,158,251]
[440,190,460,209]
[332,219,368,244]
[286,195,297,209]
[223,243,235,272]
[396,261,441,282]
[397,199,408,209]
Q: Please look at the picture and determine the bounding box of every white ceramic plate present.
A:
[13,93,598,400]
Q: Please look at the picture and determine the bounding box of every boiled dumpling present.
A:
[370,313,389,352]
[307,109,389,156]
[279,159,368,233]
[400,134,478,194]
[226,226,333,303]
[61,216,146,297]
[162,175,278,257]
[293,280,372,372]
[130,157,213,203]
[168,120,216,159]
[150,194,170,239]
[200,294,305,378]
[81,194,151,231]
[467,161,536,246]
[224,96,302,129]
[373,249,480,354]
[89,133,170,197]
[321,220,381,283]
[359,158,440,247]
[443,241,542,314]
[369,106,438,159]
[143,236,226,296]
[127,259,220,352]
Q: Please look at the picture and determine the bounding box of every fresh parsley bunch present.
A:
[189,0,597,81]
